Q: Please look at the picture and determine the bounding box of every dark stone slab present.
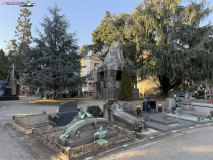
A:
[58,101,77,112]
[136,133,146,139]
[144,119,196,133]
[141,112,178,125]
[48,101,78,126]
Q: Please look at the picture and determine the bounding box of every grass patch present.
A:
[85,96,93,98]
[29,98,77,103]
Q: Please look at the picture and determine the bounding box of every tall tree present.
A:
[128,0,213,95]
[15,8,32,45]
[22,4,90,99]
[0,49,10,80]
[11,8,32,78]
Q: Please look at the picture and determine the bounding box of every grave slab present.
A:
[15,114,49,129]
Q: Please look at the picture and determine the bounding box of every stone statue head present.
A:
[117,38,120,42]
[145,95,150,100]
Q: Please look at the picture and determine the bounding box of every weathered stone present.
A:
[0,81,4,97]
[164,98,175,112]
[15,114,49,129]
[115,81,121,88]
[94,38,139,100]
[106,82,115,88]
[131,82,134,88]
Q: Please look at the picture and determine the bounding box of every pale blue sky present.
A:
[0,0,212,55]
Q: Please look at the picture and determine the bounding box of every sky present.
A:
[0,0,212,55]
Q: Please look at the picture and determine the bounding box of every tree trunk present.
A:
[52,90,56,99]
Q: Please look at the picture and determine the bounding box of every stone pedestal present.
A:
[8,77,17,95]
[164,98,175,112]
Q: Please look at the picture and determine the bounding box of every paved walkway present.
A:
[101,125,213,160]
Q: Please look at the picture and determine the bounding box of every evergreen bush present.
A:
[119,66,133,100]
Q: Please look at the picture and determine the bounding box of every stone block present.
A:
[106,82,115,88]
[94,72,98,82]
[100,81,105,88]
[16,114,49,129]
[164,98,175,112]
[122,104,132,111]
[131,82,134,88]
[115,81,121,88]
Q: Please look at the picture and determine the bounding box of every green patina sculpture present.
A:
[94,126,108,146]
[94,126,107,139]
[72,106,93,121]
[59,120,85,141]
[185,93,190,99]
[12,115,16,121]
[168,98,209,122]
[59,106,93,141]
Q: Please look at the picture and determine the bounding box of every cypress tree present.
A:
[119,66,133,100]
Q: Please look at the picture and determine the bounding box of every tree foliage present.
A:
[90,0,213,95]
[21,4,91,99]
[131,0,213,95]
[119,66,133,100]
[0,49,10,80]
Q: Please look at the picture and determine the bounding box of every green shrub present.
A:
[119,66,133,100]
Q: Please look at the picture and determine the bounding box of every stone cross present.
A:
[10,64,15,78]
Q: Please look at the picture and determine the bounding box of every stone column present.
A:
[8,64,17,95]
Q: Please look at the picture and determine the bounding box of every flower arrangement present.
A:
[207,113,212,117]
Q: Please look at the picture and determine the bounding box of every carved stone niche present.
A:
[104,70,117,82]
[62,118,118,148]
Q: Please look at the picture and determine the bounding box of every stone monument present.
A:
[58,105,118,147]
[48,101,79,126]
[8,64,17,95]
[167,98,211,124]
[0,67,19,100]
[94,38,139,100]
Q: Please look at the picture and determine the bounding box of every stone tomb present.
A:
[94,38,139,100]
[48,101,78,126]
[15,114,49,129]
[58,118,118,148]
[104,100,146,131]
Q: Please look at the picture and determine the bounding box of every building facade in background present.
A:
[81,54,101,96]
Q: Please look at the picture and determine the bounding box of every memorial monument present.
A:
[58,105,118,147]
[167,98,212,124]
[94,38,139,100]
[0,64,19,100]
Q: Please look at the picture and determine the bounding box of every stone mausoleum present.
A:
[94,38,139,100]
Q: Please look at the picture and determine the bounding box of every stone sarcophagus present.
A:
[94,38,139,100]
[58,118,118,147]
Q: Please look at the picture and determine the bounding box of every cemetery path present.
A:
[101,124,213,160]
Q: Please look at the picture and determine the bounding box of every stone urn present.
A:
[158,104,163,113]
